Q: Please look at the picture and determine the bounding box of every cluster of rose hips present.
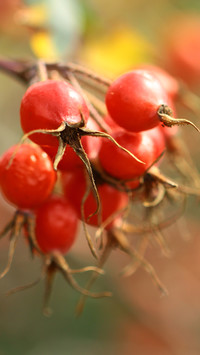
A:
[0,59,199,315]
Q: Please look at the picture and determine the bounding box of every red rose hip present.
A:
[0,144,56,209]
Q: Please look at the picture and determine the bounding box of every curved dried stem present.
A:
[67,70,110,133]
[43,261,56,317]
[73,135,101,221]
[151,227,172,257]
[52,252,111,299]
[80,183,98,259]
[85,90,107,117]
[147,167,178,188]
[158,104,200,133]
[6,277,42,296]
[36,61,48,82]
[113,229,168,296]
[0,234,19,279]
[143,184,166,208]
[0,220,15,240]
[80,128,144,164]
[122,200,185,235]
[95,204,129,242]
[69,266,104,275]
[53,136,67,170]
[0,58,35,83]
[25,214,42,255]
[7,122,66,169]
[0,212,25,279]
[166,135,200,187]
[147,167,200,196]
[63,270,111,298]
[51,62,112,87]
[76,237,114,316]
[121,236,149,277]
[20,121,66,142]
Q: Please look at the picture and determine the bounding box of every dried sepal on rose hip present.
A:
[74,207,168,315]
[61,166,129,258]
[61,167,129,230]
[61,166,167,315]
[0,143,56,279]
[19,78,144,225]
[105,69,200,133]
[7,194,111,315]
[40,118,102,172]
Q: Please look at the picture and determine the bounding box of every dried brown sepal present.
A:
[95,196,131,243]
[0,212,26,279]
[52,62,112,88]
[76,237,115,316]
[80,181,99,259]
[112,229,168,296]
[151,227,172,257]
[51,252,112,306]
[120,235,149,277]
[80,128,145,165]
[148,167,200,196]
[0,58,35,83]
[143,184,166,208]
[0,211,41,279]
[158,104,200,132]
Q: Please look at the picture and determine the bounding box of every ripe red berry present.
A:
[20,80,89,146]
[146,126,166,158]
[98,128,163,180]
[35,195,79,254]
[61,168,128,229]
[106,70,171,132]
[0,144,56,209]
[133,64,179,101]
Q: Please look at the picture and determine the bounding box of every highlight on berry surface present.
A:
[0,58,199,317]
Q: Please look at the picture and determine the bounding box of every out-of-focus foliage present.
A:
[79,26,154,77]
[1,1,200,355]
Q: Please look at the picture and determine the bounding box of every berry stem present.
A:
[0,212,25,279]
[76,237,115,315]
[51,62,112,87]
[158,104,200,132]
[67,70,110,133]
[80,128,145,164]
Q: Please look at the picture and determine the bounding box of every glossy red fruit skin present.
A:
[106,70,171,132]
[61,168,128,229]
[98,129,160,180]
[35,195,78,254]
[20,80,89,146]
[41,144,83,171]
[133,64,179,101]
[146,126,166,158]
[0,144,56,209]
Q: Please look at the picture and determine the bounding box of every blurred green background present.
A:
[1,0,200,354]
